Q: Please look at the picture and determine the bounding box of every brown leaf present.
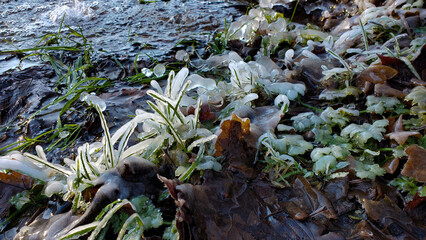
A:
[379,55,416,87]
[362,195,426,239]
[374,83,406,98]
[385,115,421,145]
[382,158,400,174]
[401,145,426,182]
[386,131,422,145]
[360,65,398,84]
[404,194,426,226]
[214,113,257,176]
[0,170,34,218]
[161,171,343,240]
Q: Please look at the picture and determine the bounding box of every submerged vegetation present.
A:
[1,0,426,239]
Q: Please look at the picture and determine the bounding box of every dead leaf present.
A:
[401,145,426,182]
[161,171,344,240]
[378,55,416,88]
[0,170,34,218]
[374,83,407,98]
[385,115,421,145]
[362,195,426,239]
[382,158,399,174]
[404,194,426,226]
[360,65,398,84]
[214,113,257,176]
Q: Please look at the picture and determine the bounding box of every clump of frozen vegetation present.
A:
[1,0,426,238]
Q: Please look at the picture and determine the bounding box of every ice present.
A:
[175,50,189,62]
[81,92,106,111]
[142,68,153,77]
[153,64,166,77]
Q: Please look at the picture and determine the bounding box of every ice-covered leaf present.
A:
[311,145,350,162]
[291,112,324,131]
[354,161,385,180]
[365,95,401,114]
[81,92,106,112]
[265,82,306,100]
[131,195,163,229]
[229,60,258,91]
[261,132,313,156]
[341,119,388,147]
[319,87,360,100]
[313,155,337,175]
[405,86,426,124]
[153,64,166,77]
[320,107,359,128]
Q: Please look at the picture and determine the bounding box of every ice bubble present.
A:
[81,92,106,111]
[175,50,189,62]
[153,64,166,77]
[59,131,70,139]
[142,68,153,77]
[45,181,67,197]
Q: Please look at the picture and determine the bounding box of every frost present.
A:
[366,95,401,114]
[341,119,389,147]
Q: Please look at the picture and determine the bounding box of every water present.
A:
[1,0,243,57]
[0,0,244,156]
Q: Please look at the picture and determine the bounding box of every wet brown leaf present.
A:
[401,145,426,182]
[0,170,34,218]
[349,220,397,240]
[161,171,344,240]
[362,195,426,239]
[360,65,398,84]
[404,194,426,226]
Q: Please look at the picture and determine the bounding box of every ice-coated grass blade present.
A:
[59,222,98,240]
[117,213,144,240]
[89,200,134,240]
[95,104,115,168]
